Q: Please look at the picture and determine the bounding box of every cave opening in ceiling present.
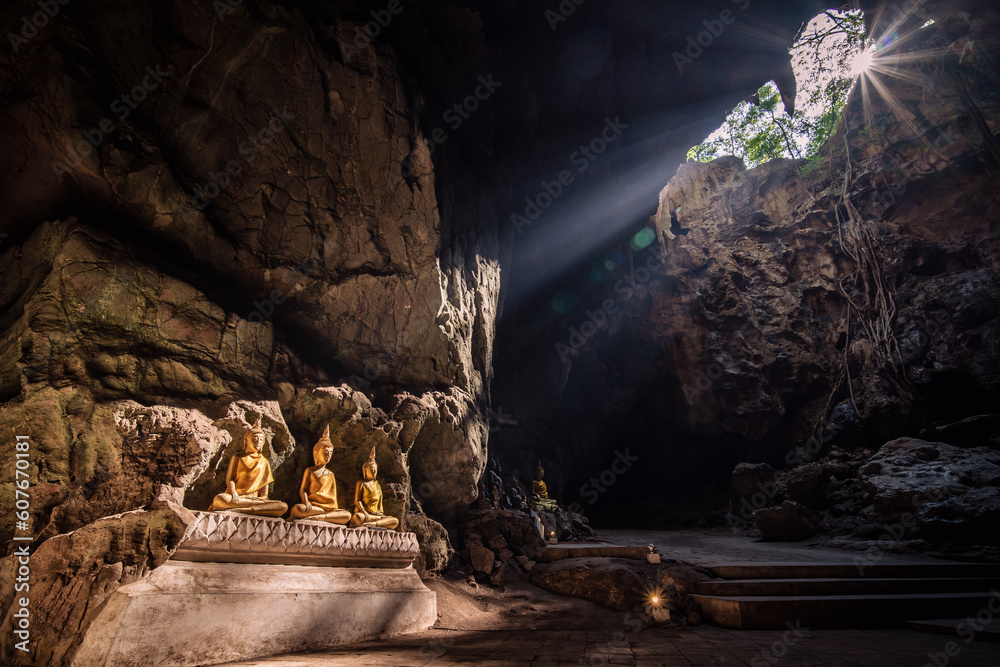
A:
[686,8,873,169]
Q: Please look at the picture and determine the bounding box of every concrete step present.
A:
[693,591,999,630]
[536,544,651,563]
[697,577,1000,596]
[704,562,1000,580]
[906,618,1000,643]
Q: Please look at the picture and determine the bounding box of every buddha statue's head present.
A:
[313,425,334,466]
[244,417,267,454]
[535,462,544,481]
[362,445,378,480]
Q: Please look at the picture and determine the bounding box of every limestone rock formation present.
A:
[753,500,823,542]
[0,507,192,665]
[491,0,1000,520]
[859,437,1000,544]
[529,557,652,612]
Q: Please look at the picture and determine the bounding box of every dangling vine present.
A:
[808,114,917,446]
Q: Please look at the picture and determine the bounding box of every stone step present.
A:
[905,618,1000,643]
[536,544,651,562]
[693,591,999,630]
[697,577,1000,596]
[704,562,1000,580]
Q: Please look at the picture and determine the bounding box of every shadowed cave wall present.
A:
[1,0,998,662]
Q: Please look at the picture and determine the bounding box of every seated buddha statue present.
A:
[348,446,399,529]
[208,417,288,517]
[531,463,558,511]
[289,425,351,524]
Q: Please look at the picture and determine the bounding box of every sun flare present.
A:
[851,47,876,76]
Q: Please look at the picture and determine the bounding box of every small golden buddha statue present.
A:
[289,425,352,523]
[208,417,288,517]
[348,446,399,529]
[531,462,558,511]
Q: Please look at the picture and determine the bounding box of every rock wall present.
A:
[0,3,499,660]
[491,0,1000,522]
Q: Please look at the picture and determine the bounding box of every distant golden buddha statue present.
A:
[348,446,399,529]
[531,463,558,511]
[289,425,351,524]
[208,417,288,517]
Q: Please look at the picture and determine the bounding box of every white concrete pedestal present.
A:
[72,561,437,666]
[72,512,436,666]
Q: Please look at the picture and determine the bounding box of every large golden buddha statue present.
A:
[348,446,399,529]
[531,462,558,511]
[208,417,288,517]
[289,425,351,524]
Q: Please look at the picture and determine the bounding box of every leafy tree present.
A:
[687,9,869,168]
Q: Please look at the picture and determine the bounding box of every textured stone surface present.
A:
[491,0,1000,520]
[754,500,822,542]
[528,557,657,612]
[858,437,1000,545]
[0,507,192,666]
[71,561,436,667]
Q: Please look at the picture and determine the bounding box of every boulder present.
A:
[860,437,1000,544]
[731,462,777,500]
[754,500,822,541]
[468,544,495,575]
[528,558,653,611]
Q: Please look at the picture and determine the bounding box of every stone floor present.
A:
[219,529,1000,666]
[598,528,952,566]
[220,625,1000,666]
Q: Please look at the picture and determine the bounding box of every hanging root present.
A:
[810,130,917,443]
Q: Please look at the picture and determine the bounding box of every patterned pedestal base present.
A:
[173,510,420,568]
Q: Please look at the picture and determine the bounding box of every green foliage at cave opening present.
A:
[687,9,870,169]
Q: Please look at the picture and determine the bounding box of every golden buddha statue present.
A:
[531,462,558,511]
[289,425,351,524]
[348,446,399,529]
[208,417,288,517]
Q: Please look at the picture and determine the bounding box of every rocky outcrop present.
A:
[859,437,1000,545]
[1,0,498,575]
[754,500,822,542]
[529,557,652,612]
[491,0,1000,520]
[0,507,192,665]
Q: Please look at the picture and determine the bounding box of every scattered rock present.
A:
[731,462,776,500]
[754,500,822,541]
[528,557,655,611]
[468,544,495,575]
